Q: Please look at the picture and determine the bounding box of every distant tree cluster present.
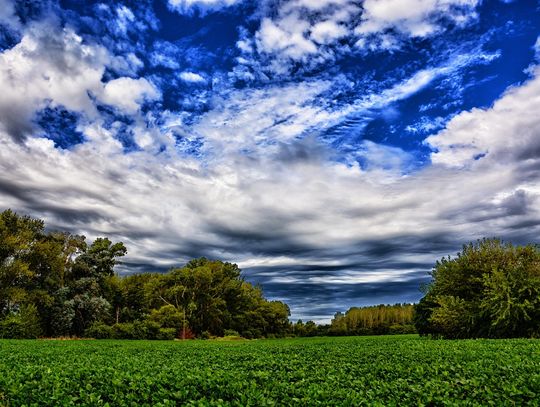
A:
[414,238,540,339]
[328,304,416,336]
[287,304,415,338]
[0,210,290,339]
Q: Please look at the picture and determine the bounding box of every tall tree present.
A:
[415,238,540,338]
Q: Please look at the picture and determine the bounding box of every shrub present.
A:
[178,327,195,340]
[241,329,262,339]
[148,305,184,331]
[200,330,212,339]
[142,320,161,340]
[157,328,176,340]
[0,304,42,339]
[388,324,416,335]
[85,322,114,339]
[112,323,137,339]
[223,329,240,337]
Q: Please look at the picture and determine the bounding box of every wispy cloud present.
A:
[168,0,244,14]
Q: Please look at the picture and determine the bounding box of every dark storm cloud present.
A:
[202,223,461,262]
[0,105,35,143]
[258,279,429,322]
[443,190,532,224]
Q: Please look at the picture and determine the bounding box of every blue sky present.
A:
[1,0,539,321]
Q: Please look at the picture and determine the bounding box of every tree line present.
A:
[0,210,290,339]
[3,210,539,340]
[287,304,415,337]
[329,304,416,336]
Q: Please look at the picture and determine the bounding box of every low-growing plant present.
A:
[0,336,538,405]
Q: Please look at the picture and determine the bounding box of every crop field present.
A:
[0,335,539,406]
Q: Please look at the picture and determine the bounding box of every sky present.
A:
[1,0,539,322]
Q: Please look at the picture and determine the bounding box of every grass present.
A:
[0,335,539,406]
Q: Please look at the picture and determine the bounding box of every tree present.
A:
[0,209,46,317]
[0,210,292,339]
[414,238,540,338]
[69,277,111,335]
[327,304,415,336]
[148,305,185,334]
[0,304,42,339]
[72,238,126,280]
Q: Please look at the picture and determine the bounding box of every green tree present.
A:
[148,304,185,334]
[0,210,45,316]
[0,304,42,338]
[72,238,127,280]
[0,210,292,339]
[415,238,540,338]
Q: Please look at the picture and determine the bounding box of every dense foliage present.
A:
[287,304,415,337]
[1,336,539,406]
[0,210,290,339]
[414,238,540,338]
[328,303,415,335]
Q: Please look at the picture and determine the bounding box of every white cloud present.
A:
[168,0,243,14]
[0,22,109,140]
[534,36,540,60]
[356,0,480,39]
[310,20,349,45]
[100,77,161,114]
[256,17,317,61]
[426,66,540,168]
[248,0,482,75]
[115,6,136,36]
[179,71,206,83]
[0,20,160,141]
[190,80,336,157]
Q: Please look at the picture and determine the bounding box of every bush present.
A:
[84,321,176,340]
[85,322,114,339]
[223,329,240,337]
[354,327,374,336]
[148,305,184,331]
[199,330,212,339]
[388,324,416,335]
[0,304,42,339]
[142,320,161,340]
[112,323,137,339]
[157,328,176,340]
[178,327,195,340]
[241,329,262,339]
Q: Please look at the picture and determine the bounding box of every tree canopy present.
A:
[0,210,290,339]
[414,238,540,339]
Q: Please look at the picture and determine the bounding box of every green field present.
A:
[1,336,539,406]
